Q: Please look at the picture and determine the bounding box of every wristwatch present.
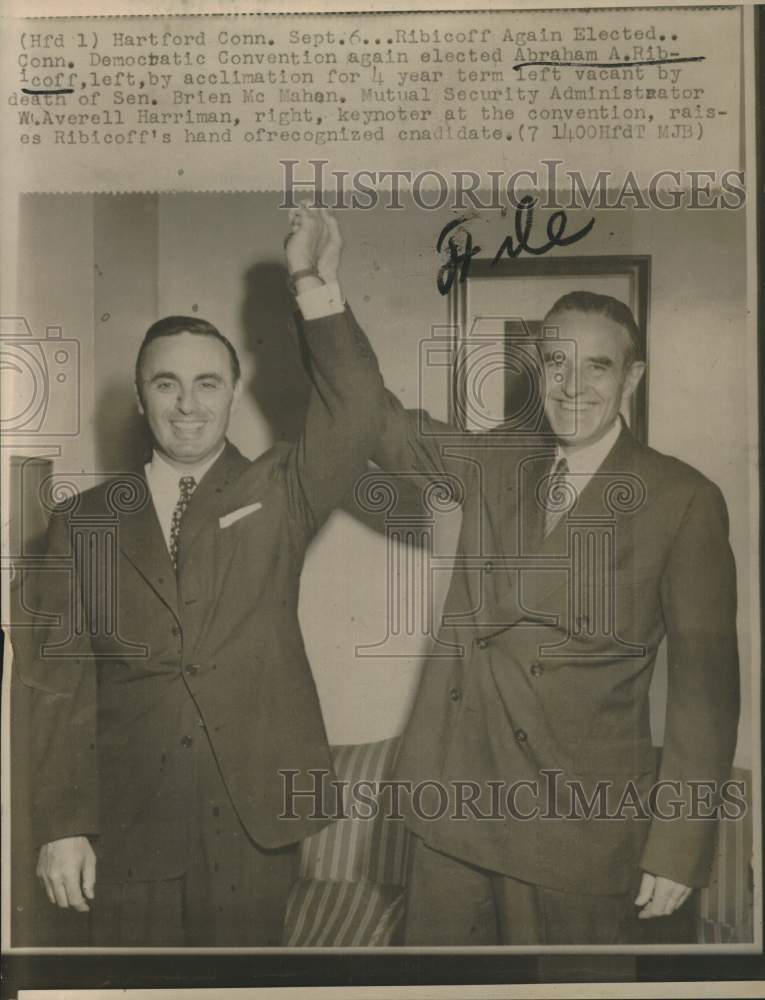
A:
[289,267,323,288]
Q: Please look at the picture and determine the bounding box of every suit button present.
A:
[172,625,182,637]
[484,561,494,573]
[530,662,544,678]
[185,663,200,677]
[514,729,528,743]
[449,688,462,702]
[476,637,489,650]
[180,735,194,748]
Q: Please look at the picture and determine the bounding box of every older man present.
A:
[329,269,740,944]
[18,207,382,946]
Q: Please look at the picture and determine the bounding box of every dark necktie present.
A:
[169,474,196,571]
[543,456,572,538]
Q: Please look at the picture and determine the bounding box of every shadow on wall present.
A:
[246,260,433,537]
[240,259,312,445]
[238,259,423,535]
[94,379,151,474]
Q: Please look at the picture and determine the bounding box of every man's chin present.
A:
[546,413,598,445]
[161,444,212,465]
[548,421,581,442]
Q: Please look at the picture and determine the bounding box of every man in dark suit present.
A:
[344,284,740,945]
[17,206,381,945]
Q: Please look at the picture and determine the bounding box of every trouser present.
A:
[89,724,298,948]
[403,837,698,946]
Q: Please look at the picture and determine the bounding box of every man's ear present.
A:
[134,381,145,416]
[231,378,243,410]
[622,361,646,402]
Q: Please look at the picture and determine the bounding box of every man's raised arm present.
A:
[286,209,470,504]
[346,307,465,483]
[281,206,387,536]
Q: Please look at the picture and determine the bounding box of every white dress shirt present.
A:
[295,281,345,319]
[553,418,622,500]
[145,445,224,554]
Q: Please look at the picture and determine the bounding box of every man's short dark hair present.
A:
[135,316,242,393]
[543,291,643,366]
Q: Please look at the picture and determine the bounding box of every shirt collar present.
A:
[555,418,622,475]
[147,441,226,490]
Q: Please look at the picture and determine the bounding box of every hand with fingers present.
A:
[635,871,692,919]
[285,203,343,285]
[37,836,97,912]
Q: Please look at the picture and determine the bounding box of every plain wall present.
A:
[15,193,754,766]
[16,195,96,475]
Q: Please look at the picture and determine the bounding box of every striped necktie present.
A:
[543,457,571,538]
[169,474,196,571]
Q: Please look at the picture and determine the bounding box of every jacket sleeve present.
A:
[282,305,384,539]
[640,478,740,887]
[345,306,472,486]
[285,304,470,540]
[13,506,98,848]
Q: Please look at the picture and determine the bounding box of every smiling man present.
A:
[134,318,244,569]
[18,206,383,946]
[136,318,243,470]
[541,293,645,451]
[336,280,740,945]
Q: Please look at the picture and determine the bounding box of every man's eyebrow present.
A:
[586,355,615,366]
[147,371,226,382]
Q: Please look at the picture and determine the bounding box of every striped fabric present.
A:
[284,737,411,947]
[297,737,412,885]
[283,879,404,947]
[697,766,753,943]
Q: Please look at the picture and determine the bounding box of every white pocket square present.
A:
[219,501,263,528]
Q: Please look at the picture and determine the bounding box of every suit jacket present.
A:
[362,325,740,896]
[16,308,382,883]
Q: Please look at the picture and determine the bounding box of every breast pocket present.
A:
[218,501,263,530]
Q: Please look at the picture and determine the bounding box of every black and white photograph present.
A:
[0,1,762,996]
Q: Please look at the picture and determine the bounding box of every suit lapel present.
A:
[493,422,639,621]
[175,442,251,655]
[496,443,554,574]
[519,448,555,556]
[486,441,554,627]
[176,441,250,575]
[537,419,638,555]
[118,468,180,621]
[117,443,250,626]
